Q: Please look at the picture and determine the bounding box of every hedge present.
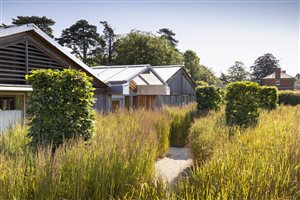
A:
[26,69,95,150]
[260,86,278,110]
[196,86,222,111]
[278,90,300,106]
[225,81,261,127]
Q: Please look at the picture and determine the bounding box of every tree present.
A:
[57,20,105,64]
[157,28,179,48]
[225,61,250,82]
[198,65,220,85]
[220,72,229,84]
[295,73,300,79]
[114,30,183,65]
[12,16,55,38]
[183,50,219,85]
[100,21,116,65]
[183,50,200,80]
[250,53,280,83]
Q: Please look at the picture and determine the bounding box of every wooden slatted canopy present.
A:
[0,24,107,90]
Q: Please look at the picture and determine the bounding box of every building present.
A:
[0,24,109,132]
[262,68,295,90]
[152,65,196,106]
[92,65,170,110]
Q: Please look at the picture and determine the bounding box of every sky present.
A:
[1,0,299,76]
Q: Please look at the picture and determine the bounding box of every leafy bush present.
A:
[26,69,95,150]
[196,86,222,111]
[164,104,196,147]
[225,81,261,127]
[278,90,300,105]
[195,81,209,87]
[260,86,278,110]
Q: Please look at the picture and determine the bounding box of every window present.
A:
[275,80,280,86]
[0,97,16,110]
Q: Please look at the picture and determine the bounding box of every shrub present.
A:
[278,90,300,105]
[26,69,95,150]
[196,86,222,111]
[260,86,278,110]
[164,104,196,147]
[225,81,261,127]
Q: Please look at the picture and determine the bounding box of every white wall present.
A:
[0,110,22,133]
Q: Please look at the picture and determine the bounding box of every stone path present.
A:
[155,147,193,183]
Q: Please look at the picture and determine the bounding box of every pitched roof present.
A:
[152,65,183,82]
[262,72,294,79]
[92,65,167,85]
[0,24,107,87]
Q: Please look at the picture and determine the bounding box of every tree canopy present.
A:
[250,53,280,83]
[221,61,250,83]
[183,50,219,85]
[100,21,116,65]
[157,28,179,48]
[11,16,55,38]
[114,30,183,65]
[57,20,105,64]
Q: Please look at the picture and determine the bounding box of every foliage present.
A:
[250,53,280,82]
[114,30,183,65]
[260,86,278,110]
[183,50,200,81]
[178,106,300,199]
[157,28,179,48]
[196,86,222,111]
[198,65,220,85]
[222,61,250,83]
[225,81,261,127]
[12,16,55,38]
[164,104,197,147]
[278,90,300,106]
[195,81,208,87]
[26,69,95,150]
[57,20,105,63]
[100,21,116,65]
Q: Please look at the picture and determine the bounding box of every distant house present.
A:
[92,65,170,110]
[262,68,295,90]
[0,24,109,132]
[152,65,196,106]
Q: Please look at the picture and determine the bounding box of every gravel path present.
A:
[155,147,193,183]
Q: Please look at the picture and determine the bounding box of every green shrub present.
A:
[26,69,95,150]
[225,81,261,127]
[164,104,196,147]
[260,86,278,110]
[196,86,222,111]
[278,90,300,105]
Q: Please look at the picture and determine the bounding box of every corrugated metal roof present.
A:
[262,72,294,79]
[0,24,107,87]
[92,65,166,85]
[152,65,183,82]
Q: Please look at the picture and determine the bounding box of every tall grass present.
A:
[164,103,197,147]
[0,109,172,199]
[178,106,300,199]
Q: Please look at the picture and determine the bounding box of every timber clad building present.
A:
[0,24,109,131]
[0,24,196,131]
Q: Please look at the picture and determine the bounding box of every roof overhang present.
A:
[0,84,33,92]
